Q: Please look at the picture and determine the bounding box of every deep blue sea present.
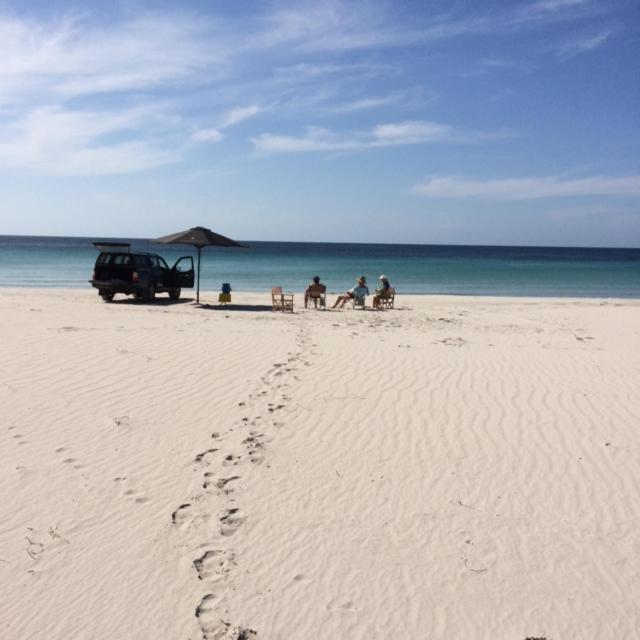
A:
[1,235,639,297]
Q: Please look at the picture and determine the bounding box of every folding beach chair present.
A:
[377,287,395,309]
[272,287,294,312]
[306,283,326,309]
[352,293,366,309]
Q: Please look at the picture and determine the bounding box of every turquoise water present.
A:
[1,235,639,297]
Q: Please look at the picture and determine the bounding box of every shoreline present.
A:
[3,290,639,638]
[2,286,640,302]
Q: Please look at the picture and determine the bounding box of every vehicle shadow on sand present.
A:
[109,297,193,306]
[200,303,274,313]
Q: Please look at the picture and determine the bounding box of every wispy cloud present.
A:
[555,29,613,57]
[329,89,433,114]
[0,106,179,175]
[219,105,262,128]
[191,128,223,143]
[528,0,589,13]
[251,127,353,153]
[0,13,224,104]
[372,121,453,145]
[412,174,640,199]
[251,120,503,153]
[0,2,622,176]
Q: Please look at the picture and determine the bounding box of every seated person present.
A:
[304,275,326,308]
[332,276,369,309]
[372,274,392,309]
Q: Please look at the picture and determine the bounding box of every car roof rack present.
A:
[93,242,131,253]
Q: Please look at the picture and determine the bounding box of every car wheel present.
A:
[169,288,181,300]
[100,291,114,302]
[144,283,156,302]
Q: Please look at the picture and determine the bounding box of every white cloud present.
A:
[251,127,354,153]
[372,121,452,145]
[191,105,261,147]
[191,128,223,143]
[219,105,262,128]
[252,120,508,153]
[331,95,399,113]
[412,175,640,199]
[0,106,179,175]
[0,2,621,176]
[0,13,224,104]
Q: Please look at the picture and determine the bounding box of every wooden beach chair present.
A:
[272,287,294,313]
[306,283,326,309]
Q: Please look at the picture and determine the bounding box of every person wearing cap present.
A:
[331,276,369,309]
[372,274,392,309]
[304,275,326,308]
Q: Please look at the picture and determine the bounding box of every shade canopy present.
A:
[154,226,245,304]
[155,226,244,249]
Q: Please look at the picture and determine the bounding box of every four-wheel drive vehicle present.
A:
[90,242,195,302]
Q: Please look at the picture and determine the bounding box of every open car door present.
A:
[171,256,195,288]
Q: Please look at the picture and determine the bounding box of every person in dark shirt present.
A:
[304,275,326,308]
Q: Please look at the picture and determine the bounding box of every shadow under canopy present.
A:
[154,226,246,304]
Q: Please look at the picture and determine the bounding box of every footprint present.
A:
[267,405,285,413]
[216,476,240,494]
[193,549,236,582]
[327,599,358,613]
[222,454,241,467]
[439,337,466,347]
[171,503,192,526]
[25,535,45,560]
[219,508,245,536]
[195,593,229,639]
[203,472,215,489]
[195,448,218,464]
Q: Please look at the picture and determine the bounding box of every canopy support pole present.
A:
[196,246,202,304]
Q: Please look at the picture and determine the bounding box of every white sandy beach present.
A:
[1,288,639,640]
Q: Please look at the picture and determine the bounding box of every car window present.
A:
[133,255,148,267]
[148,255,158,268]
[157,256,169,270]
[175,257,193,272]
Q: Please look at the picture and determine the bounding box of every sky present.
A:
[0,0,639,246]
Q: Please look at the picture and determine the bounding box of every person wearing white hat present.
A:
[372,274,392,310]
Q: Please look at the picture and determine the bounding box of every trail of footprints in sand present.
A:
[171,328,312,640]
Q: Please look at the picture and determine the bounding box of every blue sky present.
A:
[0,0,638,246]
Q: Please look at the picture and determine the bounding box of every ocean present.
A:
[1,235,639,298]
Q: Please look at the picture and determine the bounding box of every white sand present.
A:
[2,288,639,639]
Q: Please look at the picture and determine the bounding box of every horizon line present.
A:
[1,232,639,252]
